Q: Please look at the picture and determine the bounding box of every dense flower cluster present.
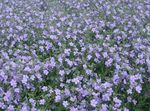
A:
[0,0,150,111]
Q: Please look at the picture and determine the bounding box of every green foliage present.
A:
[94,61,114,81]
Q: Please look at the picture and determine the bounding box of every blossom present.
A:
[127,89,133,94]
[39,99,46,105]
[63,101,69,108]
[22,75,28,84]
[90,99,98,107]
[43,70,49,75]
[70,107,78,111]
[102,93,111,101]
[55,95,61,102]
[135,85,142,93]
[16,26,23,31]
[59,70,65,76]
[21,105,28,111]
[124,107,129,111]
[87,55,92,61]
[113,75,120,85]
[4,91,12,102]
[7,105,14,111]
[113,97,122,108]
[101,104,108,111]
[10,79,17,88]
[42,86,48,92]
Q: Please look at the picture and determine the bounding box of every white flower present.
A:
[63,101,69,108]
[87,55,92,60]
[59,70,65,76]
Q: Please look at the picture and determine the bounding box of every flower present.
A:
[43,70,49,75]
[22,75,28,84]
[87,55,92,61]
[10,79,17,88]
[42,86,48,92]
[135,85,142,93]
[124,107,129,111]
[113,97,122,108]
[127,89,132,94]
[59,70,65,76]
[21,105,28,111]
[102,93,111,101]
[55,95,61,102]
[16,26,23,31]
[101,104,108,111]
[7,105,14,111]
[70,107,78,111]
[90,99,98,107]
[63,101,69,108]
[39,99,46,105]
[4,91,12,102]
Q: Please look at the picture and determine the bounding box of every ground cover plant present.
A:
[0,0,150,111]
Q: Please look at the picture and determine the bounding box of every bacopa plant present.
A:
[0,0,150,111]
